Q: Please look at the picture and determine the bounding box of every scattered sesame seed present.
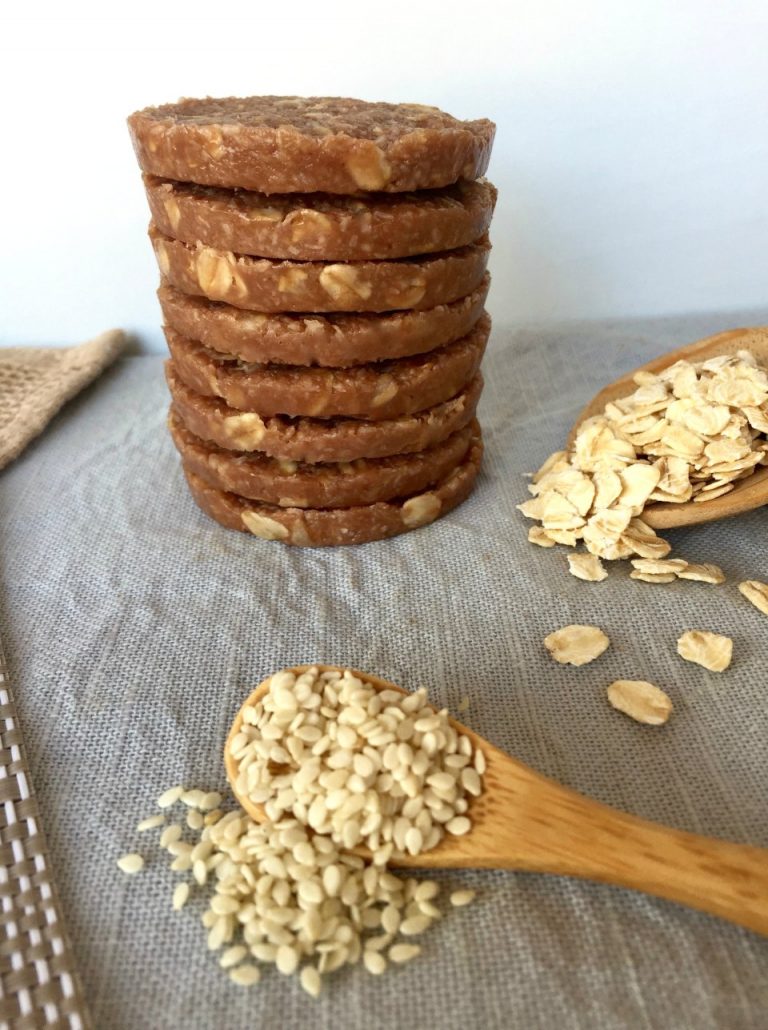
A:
[136,814,165,833]
[117,853,144,875]
[450,889,476,907]
[229,964,261,987]
[156,786,184,809]
[300,965,322,997]
[172,883,189,911]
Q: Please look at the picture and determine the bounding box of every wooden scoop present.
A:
[225,665,768,938]
[570,326,768,529]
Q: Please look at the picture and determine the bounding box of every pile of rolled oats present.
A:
[519,350,768,570]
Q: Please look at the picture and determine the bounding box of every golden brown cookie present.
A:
[145,175,497,260]
[128,96,495,194]
[165,314,489,420]
[181,426,483,546]
[151,226,490,313]
[158,276,489,367]
[169,408,476,509]
[166,361,483,463]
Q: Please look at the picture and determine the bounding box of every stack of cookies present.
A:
[127,97,496,546]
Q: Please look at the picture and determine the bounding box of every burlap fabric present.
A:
[0,331,126,471]
[0,310,766,1029]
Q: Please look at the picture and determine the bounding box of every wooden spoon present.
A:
[225,665,768,938]
[569,325,768,529]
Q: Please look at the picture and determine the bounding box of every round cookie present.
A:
[165,314,489,420]
[181,428,483,546]
[145,176,497,261]
[169,408,476,509]
[158,276,489,367]
[151,226,490,313]
[128,96,495,194]
[166,361,483,463]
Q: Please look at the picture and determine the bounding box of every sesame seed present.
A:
[229,964,261,986]
[117,853,144,874]
[450,889,477,907]
[172,883,189,911]
[446,816,472,836]
[300,966,322,998]
[399,914,431,936]
[159,824,182,849]
[157,786,184,809]
[276,945,299,975]
[363,950,387,975]
[388,943,421,964]
[136,814,165,832]
[186,810,204,831]
[219,945,247,969]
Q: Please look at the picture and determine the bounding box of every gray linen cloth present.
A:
[1,309,767,1030]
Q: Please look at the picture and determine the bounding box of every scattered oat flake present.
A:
[631,558,688,575]
[677,631,733,672]
[738,580,768,616]
[567,553,608,582]
[607,680,673,725]
[676,563,725,585]
[629,570,677,583]
[528,526,556,548]
[544,625,610,666]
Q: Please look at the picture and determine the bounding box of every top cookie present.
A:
[127,96,495,194]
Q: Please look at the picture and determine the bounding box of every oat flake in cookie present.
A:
[128,96,495,194]
[145,176,497,261]
[157,277,490,368]
[164,315,489,421]
[150,226,491,313]
[166,362,483,463]
[169,409,477,510]
[182,427,483,546]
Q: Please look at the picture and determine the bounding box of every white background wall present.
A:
[2,1,767,351]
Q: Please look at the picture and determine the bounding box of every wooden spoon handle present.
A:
[482,769,768,936]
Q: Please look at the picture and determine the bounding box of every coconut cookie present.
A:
[166,361,483,463]
[182,426,483,546]
[145,176,497,261]
[169,409,477,509]
[164,314,489,420]
[151,226,490,313]
[128,96,495,194]
[158,276,489,368]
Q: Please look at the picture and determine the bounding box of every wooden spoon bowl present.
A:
[226,665,768,937]
[570,326,768,529]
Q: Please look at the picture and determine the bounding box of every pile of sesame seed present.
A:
[117,669,483,997]
[120,789,476,997]
[229,667,485,864]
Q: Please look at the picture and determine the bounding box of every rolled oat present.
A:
[520,350,768,568]
[738,580,768,616]
[676,631,733,672]
[607,680,673,725]
[543,625,610,666]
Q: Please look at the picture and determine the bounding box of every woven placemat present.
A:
[0,636,90,1029]
[0,331,125,1026]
